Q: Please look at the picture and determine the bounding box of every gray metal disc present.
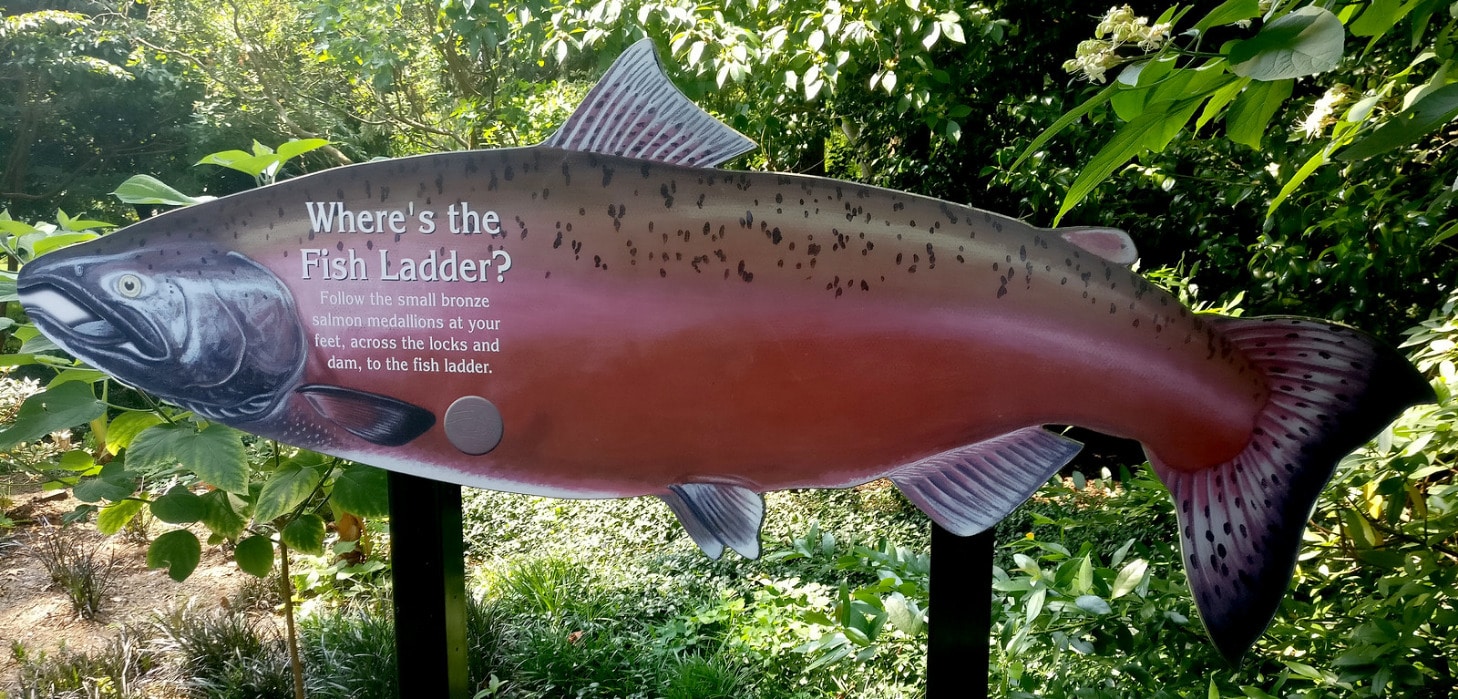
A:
[443,395,503,455]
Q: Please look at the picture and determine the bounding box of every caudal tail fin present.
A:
[1147,316,1435,663]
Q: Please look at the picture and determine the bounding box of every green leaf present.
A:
[882,593,924,635]
[57,449,96,472]
[1075,555,1094,594]
[1111,558,1149,598]
[1350,0,1407,38]
[1024,587,1047,623]
[1268,147,1330,214]
[46,369,107,387]
[1194,0,1262,31]
[1054,106,1172,224]
[254,464,324,522]
[0,382,105,450]
[127,423,248,494]
[330,462,390,518]
[27,232,100,258]
[199,490,246,539]
[1229,6,1345,81]
[1226,78,1296,148]
[14,325,60,354]
[151,485,206,524]
[1075,594,1112,615]
[274,138,329,163]
[97,498,145,535]
[0,270,17,303]
[282,513,327,555]
[110,175,206,206]
[1011,82,1119,172]
[147,529,202,581]
[74,461,137,503]
[235,535,275,577]
[105,411,165,455]
[1338,83,1458,161]
[55,210,114,232]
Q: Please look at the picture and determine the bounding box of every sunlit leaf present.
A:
[1226,78,1295,149]
[1111,558,1149,598]
[235,535,274,577]
[330,462,390,518]
[1194,0,1261,31]
[1229,6,1345,81]
[97,498,145,535]
[0,382,105,450]
[282,513,327,555]
[254,463,324,522]
[1338,83,1458,161]
[105,411,165,455]
[110,175,205,206]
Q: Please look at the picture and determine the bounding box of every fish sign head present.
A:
[19,242,307,422]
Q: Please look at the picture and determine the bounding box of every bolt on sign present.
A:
[18,39,1433,662]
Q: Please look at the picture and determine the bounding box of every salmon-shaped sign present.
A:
[18,40,1433,660]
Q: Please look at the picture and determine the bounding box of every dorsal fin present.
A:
[541,39,757,168]
[1058,227,1139,266]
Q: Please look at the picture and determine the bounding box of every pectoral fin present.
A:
[659,483,766,559]
[297,384,436,446]
[891,427,1083,535]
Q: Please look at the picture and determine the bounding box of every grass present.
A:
[11,627,158,699]
[24,523,118,620]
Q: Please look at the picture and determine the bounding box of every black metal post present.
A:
[389,472,469,699]
[927,523,994,699]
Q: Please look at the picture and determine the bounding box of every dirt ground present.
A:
[0,486,257,694]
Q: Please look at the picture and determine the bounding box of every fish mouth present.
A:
[18,280,170,364]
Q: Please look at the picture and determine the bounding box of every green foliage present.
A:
[25,523,120,620]
[147,528,202,582]
[0,381,104,450]
[1023,1,1456,333]
[12,627,158,699]
[156,605,295,699]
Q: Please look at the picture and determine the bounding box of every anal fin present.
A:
[659,483,765,560]
[297,384,436,447]
[891,428,1082,536]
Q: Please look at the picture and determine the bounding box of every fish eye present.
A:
[116,273,144,298]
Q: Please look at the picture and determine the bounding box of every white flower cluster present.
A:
[1063,5,1174,83]
[1298,84,1351,139]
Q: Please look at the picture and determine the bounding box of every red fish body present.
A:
[18,40,1433,660]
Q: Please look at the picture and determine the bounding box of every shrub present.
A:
[153,605,292,699]
[11,628,159,699]
[25,522,118,620]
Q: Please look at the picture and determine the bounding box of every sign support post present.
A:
[927,524,994,699]
[389,472,470,699]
